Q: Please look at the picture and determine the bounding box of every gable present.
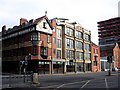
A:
[36,18,52,34]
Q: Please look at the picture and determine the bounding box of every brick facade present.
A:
[113,43,120,69]
[92,43,100,72]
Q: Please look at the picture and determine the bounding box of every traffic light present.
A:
[107,56,112,63]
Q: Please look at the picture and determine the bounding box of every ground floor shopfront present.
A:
[2,60,92,74]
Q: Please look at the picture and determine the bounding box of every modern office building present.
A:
[52,18,92,73]
[98,17,120,70]
[91,42,100,72]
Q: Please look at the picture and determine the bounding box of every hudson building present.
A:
[51,18,92,73]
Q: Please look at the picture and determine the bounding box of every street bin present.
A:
[33,73,38,84]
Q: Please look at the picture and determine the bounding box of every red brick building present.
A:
[2,15,53,73]
[113,43,120,69]
[92,43,101,72]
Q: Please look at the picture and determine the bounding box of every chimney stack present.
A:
[20,18,28,25]
[2,25,6,35]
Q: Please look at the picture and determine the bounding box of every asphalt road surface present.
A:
[37,71,119,89]
[2,71,120,89]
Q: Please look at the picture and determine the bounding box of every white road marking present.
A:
[56,80,86,89]
[39,80,87,89]
[105,78,108,88]
[81,80,91,88]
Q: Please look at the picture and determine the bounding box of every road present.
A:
[2,71,120,89]
[37,71,119,89]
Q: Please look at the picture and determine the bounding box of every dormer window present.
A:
[43,22,46,29]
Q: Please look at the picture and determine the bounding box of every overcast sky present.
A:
[0,0,119,45]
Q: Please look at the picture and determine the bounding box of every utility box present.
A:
[33,73,38,84]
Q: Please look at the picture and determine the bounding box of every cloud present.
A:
[0,0,119,44]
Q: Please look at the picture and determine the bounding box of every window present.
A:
[31,32,40,41]
[20,47,24,56]
[66,50,74,59]
[47,35,50,43]
[66,27,74,36]
[53,27,56,32]
[57,50,61,59]
[76,41,83,50]
[86,63,91,71]
[93,48,95,53]
[57,28,61,37]
[96,49,98,54]
[53,38,55,43]
[41,47,48,59]
[76,52,83,60]
[43,22,46,29]
[76,31,83,39]
[38,32,40,40]
[85,34,90,41]
[21,36,24,43]
[85,53,91,61]
[66,38,74,48]
[57,39,61,48]
[94,61,97,66]
[53,49,56,55]
[33,47,37,55]
[85,43,91,51]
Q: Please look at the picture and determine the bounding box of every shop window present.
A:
[77,63,84,72]
[86,63,91,71]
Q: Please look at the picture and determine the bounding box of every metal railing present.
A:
[2,72,33,88]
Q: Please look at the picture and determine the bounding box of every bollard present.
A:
[33,73,38,84]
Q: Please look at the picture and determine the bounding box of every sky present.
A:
[0,0,119,45]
